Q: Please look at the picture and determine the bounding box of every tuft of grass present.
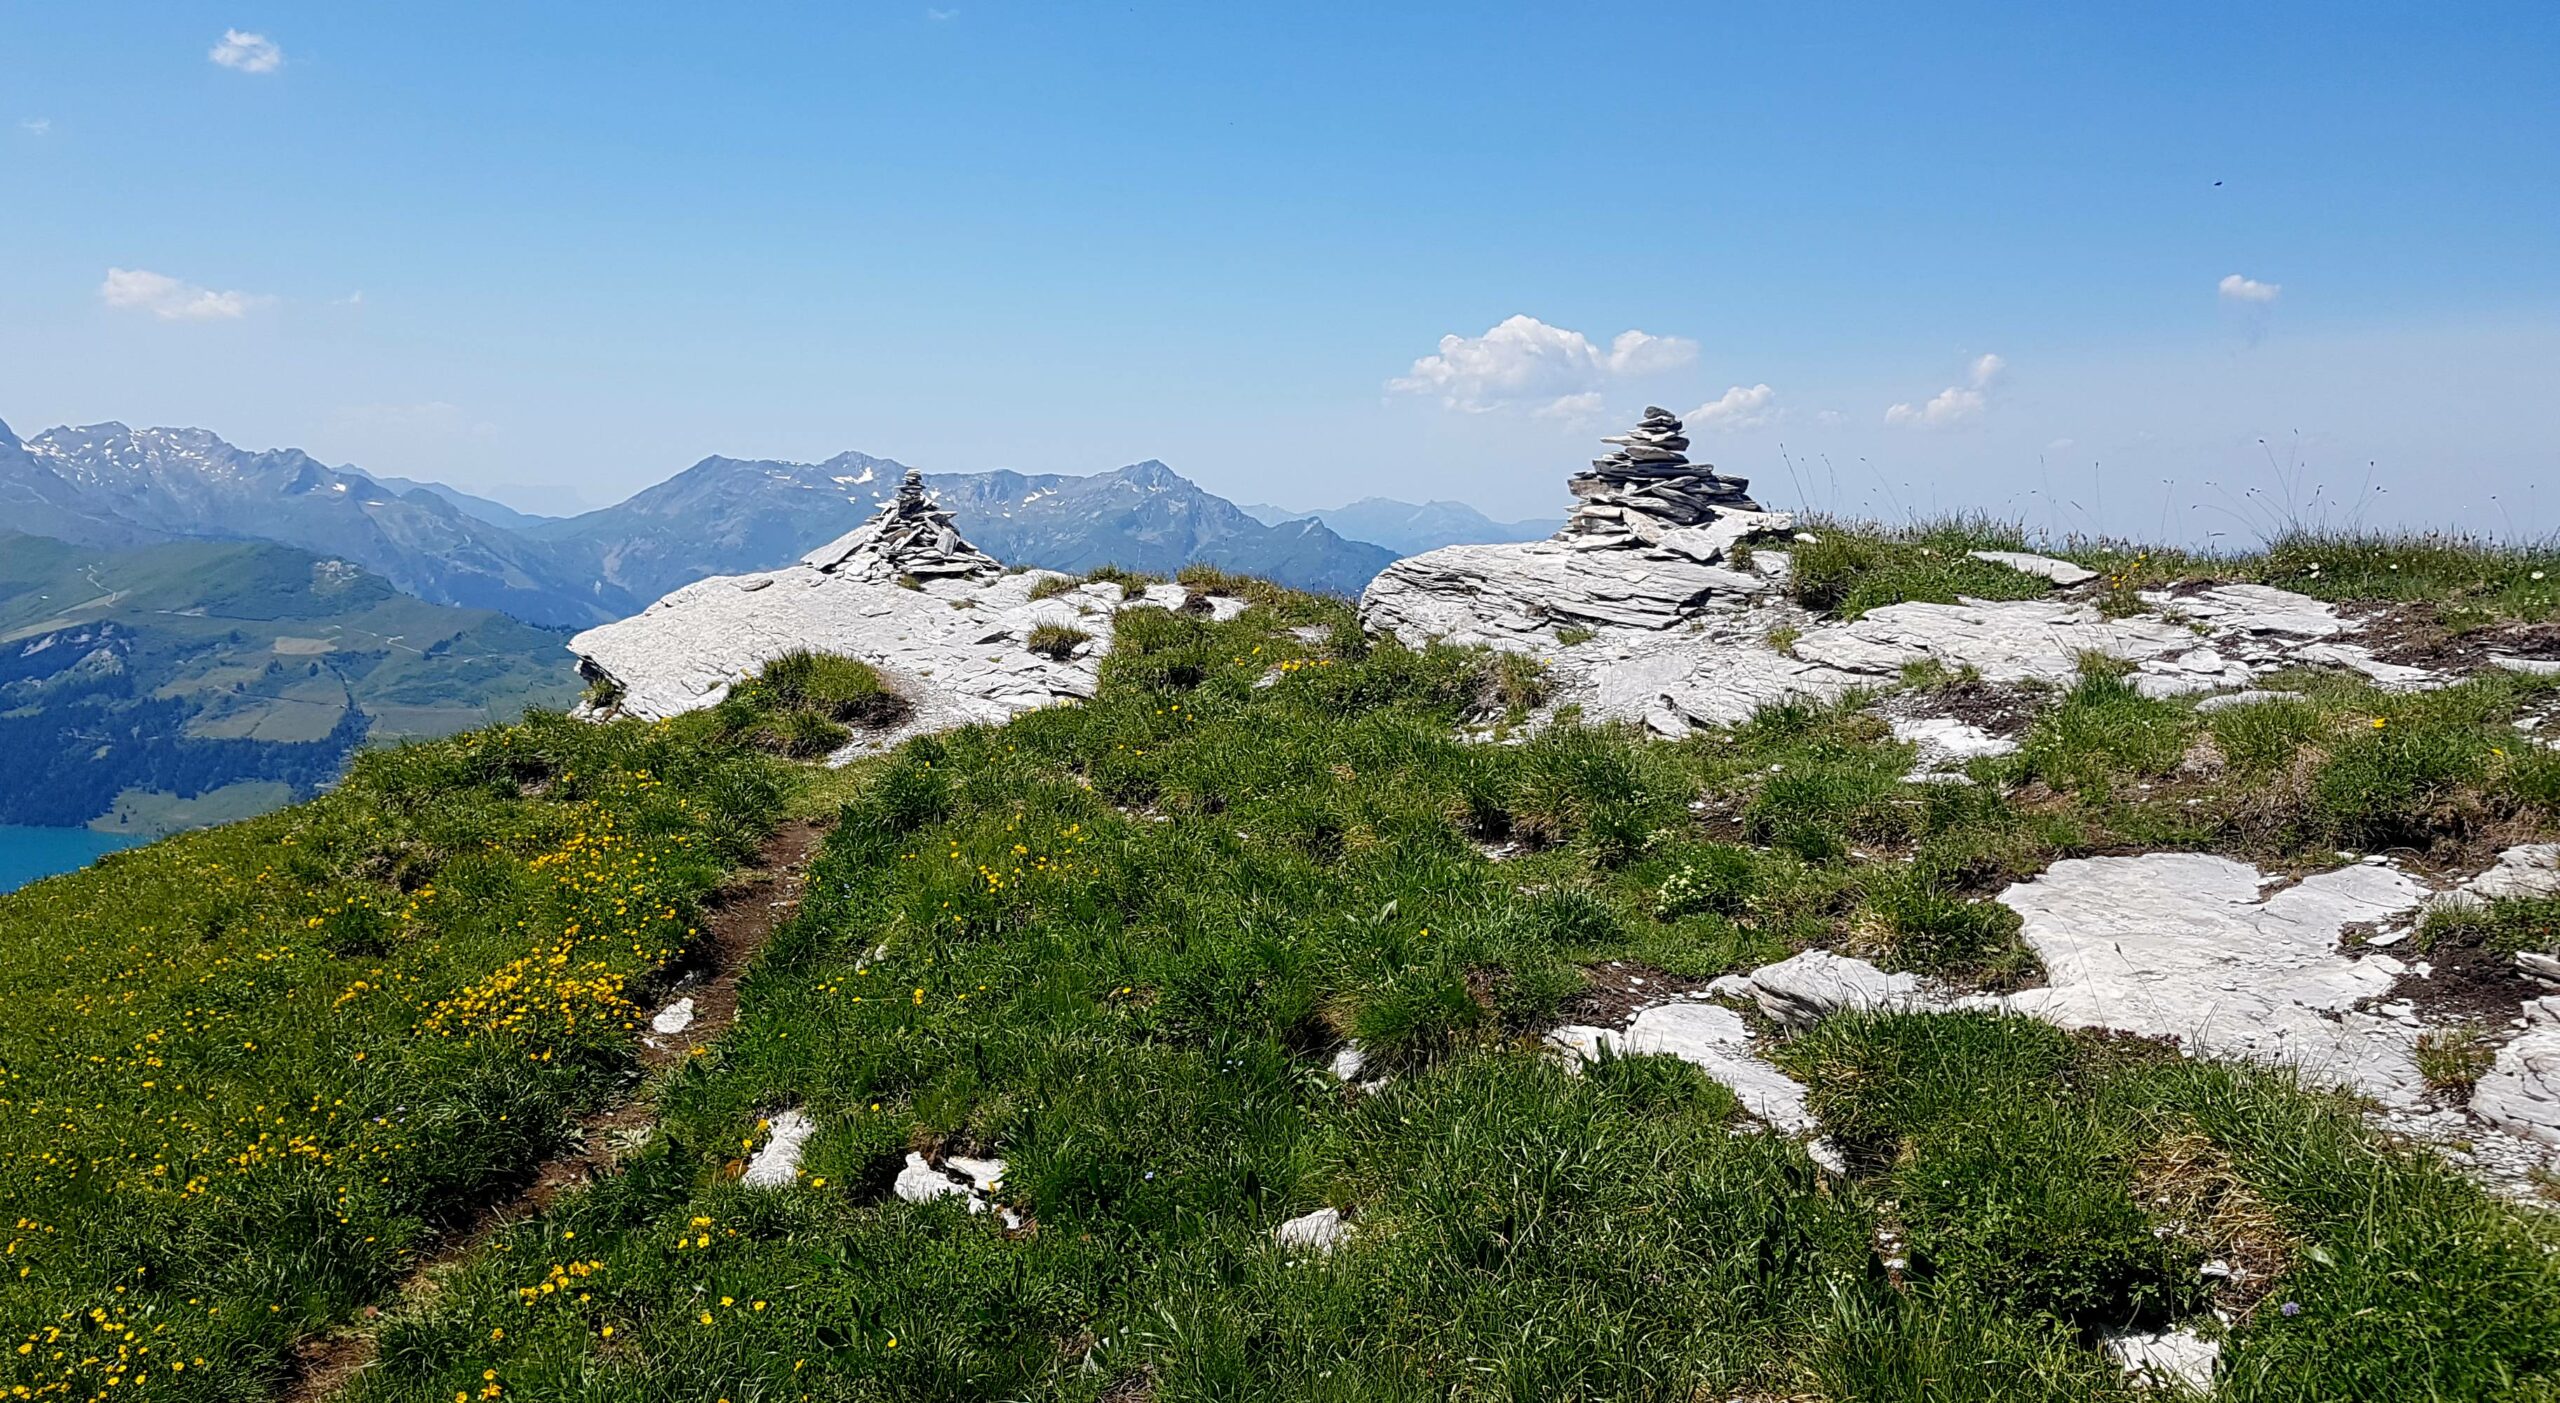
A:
[1025,573,1080,602]
[1655,843,1757,919]
[1083,564,1161,597]
[2415,1026,2498,1095]
[2010,665,2194,799]
[2422,893,2560,961]
[748,649,906,727]
[1482,650,1549,721]
[1024,622,1092,661]
[1554,624,1597,647]
[1788,516,2050,620]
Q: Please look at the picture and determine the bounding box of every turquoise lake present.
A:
[0,825,145,895]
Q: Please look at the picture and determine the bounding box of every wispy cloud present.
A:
[1389,314,1698,416]
[2218,273,2281,304]
[926,6,960,18]
[1688,383,1778,432]
[209,29,284,74]
[19,118,49,136]
[99,267,272,321]
[1886,352,2003,427]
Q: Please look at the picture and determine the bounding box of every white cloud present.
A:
[1886,352,2003,427]
[2219,273,2281,304]
[1388,314,1698,415]
[209,29,284,74]
[1688,383,1777,432]
[1602,329,1695,376]
[1535,391,1606,422]
[20,118,49,136]
[99,267,271,321]
[926,6,960,17]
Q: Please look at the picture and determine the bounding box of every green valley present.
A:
[0,533,580,836]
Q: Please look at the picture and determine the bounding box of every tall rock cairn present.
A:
[1564,406,1761,539]
[812,467,1002,582]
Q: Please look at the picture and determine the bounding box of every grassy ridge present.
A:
[6,542,2559,1401]
[327,601,2560,1400]
[0,713,784,1399]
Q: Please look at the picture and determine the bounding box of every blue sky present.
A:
[4,2,2555,538]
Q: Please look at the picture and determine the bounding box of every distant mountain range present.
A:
[1239,497,1556,555]
[525,452,1395,606]
[2,420,618,626]
[0,418,1412,621]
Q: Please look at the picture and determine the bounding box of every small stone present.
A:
[741,1110,818,1189]
[2105,1327,2219,1394]
[650,996,697,1035]
[1274,1206,1352,1255]
[1967,549,2099,586]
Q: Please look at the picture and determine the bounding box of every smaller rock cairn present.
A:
[1564,406,1762,539]
[812,467,1002,582]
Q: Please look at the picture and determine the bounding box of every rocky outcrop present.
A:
[1362,417,2453,740]
[1363,408,1793,644]
[570,480,1241,730]
[2474,1000,2560,1150]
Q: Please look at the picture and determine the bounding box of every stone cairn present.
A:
[813,467,1002,582]
[1563,406,1761,540]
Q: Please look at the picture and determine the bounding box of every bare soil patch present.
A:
[1559,959,1708,1026]
[2381,919,2549,1029]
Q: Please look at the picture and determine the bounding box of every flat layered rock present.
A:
[1709,950,1935,1031]
[2474,1024,2560,1149]
[740,1109,818,1188]
[1516,581,2431,735]
[1361,535,1776,645]
[1547,1001,1815,1132]
[571,566,1216,725]
[1969,549,2099,586]
[1994,855,2429,1107]
[1273,1206,1352,1255]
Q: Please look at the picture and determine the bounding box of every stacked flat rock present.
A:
[1565,406,1762,537]
[803,467,1002,583]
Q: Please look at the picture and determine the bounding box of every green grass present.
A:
[302,594,2560,1402]
[1788,516,2052,620]
[1793,522,2559,629]
[9,559,2560,1400]
[0,710,787,1399]
[2256,529,2560,621]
